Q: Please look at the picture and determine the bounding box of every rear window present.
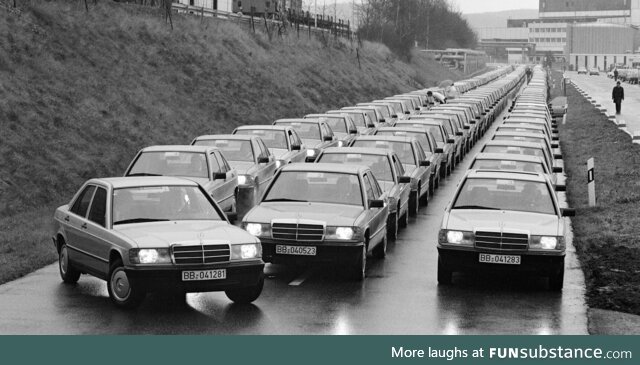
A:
[352,140,416,166]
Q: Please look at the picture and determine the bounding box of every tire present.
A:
[372,232,387,259]
[107,258,146,309]
[409,189,420,216]
[420,183,429,207]
[549,263,565,291]
[399,204,408,228]
[58,243,81,284]
[428,176,435,195]
[348,242,367,281]
[387,212,398,240]
[437,257,453,285]
[225,273,264,304]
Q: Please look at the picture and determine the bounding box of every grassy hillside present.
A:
[0,0,462,283]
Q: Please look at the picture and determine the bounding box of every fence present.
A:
[172,3,355,40]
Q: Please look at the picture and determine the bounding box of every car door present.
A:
[320,122,338,149]
[363,173,387,246]
[212,151,237,211]
[64,184,97,272]
[413,142,431,190]
[254,139,276,198]
[288,129,306,163]
[81,185,111,277]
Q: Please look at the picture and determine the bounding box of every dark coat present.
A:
[612,85,624,102]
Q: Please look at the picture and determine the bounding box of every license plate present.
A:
[479,253,521,265]
[182,269,226,281]
[275,245,317,256]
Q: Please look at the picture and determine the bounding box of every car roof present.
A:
[90,176,200,189]
[353,135,417,143]
[139,145,217,153]
[235,125,289,131]
[275,118,321,124]
[465,169,547,182]
[320,147,393,157]
[193,134,258,142]
[494,131,549,139]
[473,152,544,164]
[280,163,368,175]
[483,140,545,148]
[376,126,427,134]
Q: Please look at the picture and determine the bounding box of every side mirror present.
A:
[555,184,567,192]
[323,135,333,142]
[367,123,376,128]
[552,129,559,134]
[392,114,398,119]
[552,166,563,173]
[470,120,477,124]
[349,128,358,134]
[258,156,270,164]
[551,143,559,148]
[415,107,421,111]
[291,144,301,151]
[552,136,559,141]
[561,208,576,217]
[398,176,411,184]
[213,172,226,180]
[553,153,562,159]
[456,131,463,136]
[463,125,470,130]
[435,148,444,153]
[369,199,385,209]
[380,118,386,124]
[404,111,411,115]
[420,160,431,167]
[447,138,455,143]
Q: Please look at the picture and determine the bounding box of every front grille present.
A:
[172,244,230,264]
[475,231,528,251]
[272,222,324,241]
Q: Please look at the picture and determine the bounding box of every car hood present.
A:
[245,202,363,226]
[403,164,417,175]
[378,180,395,192]
[270,148,290,159]
[114,221,258,247]
[302,139,323,148]
[228,161,255,175]
[444,210,560,236]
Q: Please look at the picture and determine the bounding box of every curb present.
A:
[589,308,640,334]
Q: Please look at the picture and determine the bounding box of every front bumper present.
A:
[438,247,564,276]
[260,239,363,266]
[125,261,264,293]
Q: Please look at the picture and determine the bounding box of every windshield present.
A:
[471,159,545,174]
[128,152,209,178]
[497,127,545,135]
[319,117,348,134]
[400,124,444,143]
[376,131,432,153]
[277,122,321,140]
[352,140,416,166]
[338,112,365,127]
[264,171,363,206]
[235,129,287,149]
[317,153,393,182]
[494,135,546,145]
[452,178,555,215]
[113,186,223,225]
[482,145,545,160]
[194,139,254,162]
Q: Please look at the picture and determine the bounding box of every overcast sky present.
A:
[451,0,539,14]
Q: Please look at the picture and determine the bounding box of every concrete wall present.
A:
[568,53,639,70]
[539,0,629,13]
[566,23,636,54]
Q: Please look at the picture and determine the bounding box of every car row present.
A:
[437,66,574,291]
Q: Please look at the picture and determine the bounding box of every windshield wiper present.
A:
[113,218,170,225]
[127,173,163,177]
[263,198,308,203]
[452,205,501,210]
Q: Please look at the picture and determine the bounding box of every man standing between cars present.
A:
[614,68,619,81]
[612,81,624,115]
[426,91,435,109]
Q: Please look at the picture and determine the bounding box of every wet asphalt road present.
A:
[0,103,588,335]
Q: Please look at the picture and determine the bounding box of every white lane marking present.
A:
[288,268,316,286]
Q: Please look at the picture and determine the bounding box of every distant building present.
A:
[476,0,640,64]
[177,0,302,14]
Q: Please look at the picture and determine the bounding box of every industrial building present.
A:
[477,0,640,66]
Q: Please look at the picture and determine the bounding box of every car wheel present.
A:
[372,232,387,259]
[437,257,452,285]
[420,183,429,207]
[399,203,408,228]
[58,243,81,284]
[409,189,420,216]
[349,242,367,281]
[225,273,264,304]
[387,212,398,241]
[549,263,565,291]
[428,176,435,195]
[107,258,146,309]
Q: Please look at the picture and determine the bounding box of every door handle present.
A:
[81,223,88,229]
[64,216,70,222]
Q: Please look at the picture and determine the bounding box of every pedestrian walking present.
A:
[614,69,619,81]
[612,81,624,115]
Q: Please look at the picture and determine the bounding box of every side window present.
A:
[362,174,377,201]
[393,156,405,176]
[70,185,96,218]
[287,131,296,148]
[321,123,332,138]
[209,152,222,173]
[259,139,271,156]
[415,143,426,162]
[371,174,383,197]
[87,187,107,227]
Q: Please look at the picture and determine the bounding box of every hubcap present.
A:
[111,269,131,300]
[60,247,68,274]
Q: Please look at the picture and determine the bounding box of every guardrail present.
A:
[172,3,355,40]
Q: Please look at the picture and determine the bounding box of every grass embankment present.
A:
[0,0,463,283]
[553,73,640,315]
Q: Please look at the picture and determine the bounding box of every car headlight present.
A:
[438,229,474,246]
[530,235,564,250]
[238,175,254,186]
[245,223,265,237]
[326,226,358,240]
[231,243,262,260]
[275,160,284,169]
[337,141,344,147]
[129,248,172,264]
[306,149,317,157]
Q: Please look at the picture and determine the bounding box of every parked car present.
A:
[242,163,389,280]
[52,177,265,308]
[124,145,239,220]
[272,118,339,162]
[588,68,600,76]
[469,153,565,190]
[232,125,307,169]
[303,114,359,147]
[191,135,277,214]
[315,147,411,240]
[437,170,575,290]
[577,67,588,75]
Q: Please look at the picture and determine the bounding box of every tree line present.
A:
[357,0,477,59]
